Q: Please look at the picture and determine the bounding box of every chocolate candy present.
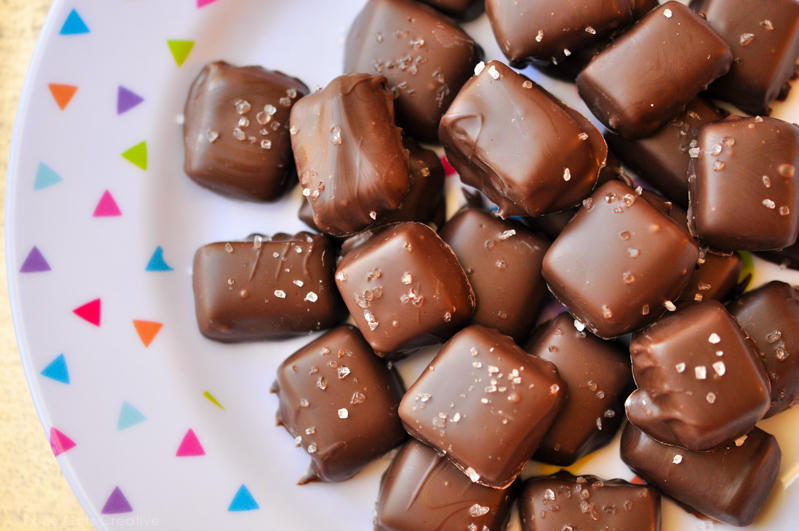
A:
[192,233,347,342]
[756,240,799,270]
[183,61,308,201]
[418,0,485,21]
[731,281,799,417]
[271,325,407,483]
[290,74,410,236]
[440,61,607,218]
[690,0,799,115]
[399,325,567,488]
[335,222,474,358]
[439,209,550,343]
[519,471,661,531]
[542,180,700,339]
[524,313,632,466]
[345,0,482,143]
[679,251,744,303]
[605,97,726,209]
[485,0,633,65]
[626,300,771,451]
[375,439,514,531]
[688,115,799,252]
[577,2,733,139]
[621,423,781,527]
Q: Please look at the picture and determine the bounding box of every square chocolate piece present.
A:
[524,313,632,466]
[691,0,799,114]
[272,325,407,483]
[439,209,550,343]
[192,233,347,342]
[678,251,744,303]
[399,325,567,488]
[345,0,482,143]
[375,439,514,531]
[335,222,474,358]
[576,2,732,139]
[627,300,771,451]
[183,61,308,201]
[688,115,799,252]
[542,180,700,339]
[440,61,607,218]
[731,281,799,417]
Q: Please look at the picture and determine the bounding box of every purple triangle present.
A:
[101,487,133,514]
[117,86,144,115]
[20,246,51,273]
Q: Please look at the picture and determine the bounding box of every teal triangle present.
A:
[41,354,69,384]
[34,162,63,190]
[60,9,89,35]
[228,485,259,512]
[117,401,146,430]
[145,246,173,272]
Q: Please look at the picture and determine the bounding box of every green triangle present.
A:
[122,141,147,170]
[167,40,194,67]
[204,391,224,410]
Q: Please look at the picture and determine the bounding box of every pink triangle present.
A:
[176,428,205,456]
[197,0,220,6]
[93,190,121,217]
[73,298,101,326]
[50,427,76,456]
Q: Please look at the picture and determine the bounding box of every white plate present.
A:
[7,0,799,529]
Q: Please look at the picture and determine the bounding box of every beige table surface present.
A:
[0,0,95,529]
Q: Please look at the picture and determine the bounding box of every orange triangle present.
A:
[48,84,78,110]
[133,320,162,347]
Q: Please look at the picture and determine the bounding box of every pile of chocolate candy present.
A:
[184,0,799,529]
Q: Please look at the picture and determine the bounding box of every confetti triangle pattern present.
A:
[145,246,173,271]
[34,162,62,190]
[93,190,122,217]
[133,320,162,347]
[176,429,206,457]
[48,84,77,110]
[441,156,457,177]
[117,86,144,115]
[122,141,147,170]
[60,9,89,35]
[204,391,224,410]
[197,0,221,7]
[41,354,69,384]
[118,402,146,430]
[167,40,194,67]
[20,246,51,273]
[73,298,101,326]
[228,485,259,512]
[50,427,76,456]
[101,487,133,514]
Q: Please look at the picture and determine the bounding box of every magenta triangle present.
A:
[101,487,133,514]
[197,0,221,7]
[93,190,121,217]
[20,246,51,273]
[50,427,76,456]
[176,428,205,456]
[73,298,101,326]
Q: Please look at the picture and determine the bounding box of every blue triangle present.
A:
[117,401,146,430]
[145,246,173,272]
[34,162,63,190]
[228,485,259,512]
[40,354,69,384]
[60,9,89,35]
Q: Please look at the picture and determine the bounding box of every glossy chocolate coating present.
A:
[183,61,308,201]
[577,2,733,140]
[543,180,700,339]
[524,313,632,466]
[688,115,799,252]
[627,300,771,451]
[519,471,661,531]
[345,0,482,143]
[375,439,514,531]
[440,61,607,218]
[691,0,799,115]
[271,325,407,483]
[400,325,566,488]
[731,281,799,417]
[485,0,633,65]
[605,97,726,209]
[439,209,550,343]
[192,233,347,342]
[621,423,781,527]
[335,222,475,358]
[418,0,485,20]
[290,74,410,236]
[679,251,744,303]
